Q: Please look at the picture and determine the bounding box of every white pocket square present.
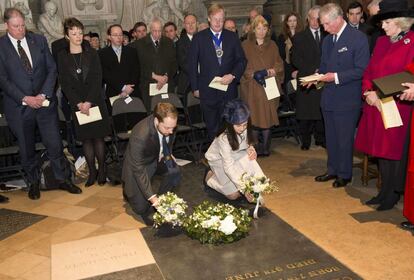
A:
[338,47,348,53]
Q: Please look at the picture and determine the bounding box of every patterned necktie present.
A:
[17,40,32,74]
[162,135,176,168]
[155,40,159,48]
[314,30,320,49]
[333,34,337,45]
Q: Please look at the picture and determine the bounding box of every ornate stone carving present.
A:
[10,0,33,23]
[60,0,117,47]
[142,0,187,30]
[38,1,64,47]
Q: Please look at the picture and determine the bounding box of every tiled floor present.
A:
[0,138,413,280]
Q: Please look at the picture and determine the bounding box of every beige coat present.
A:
[205,130,263,195]
[240,36,284,129]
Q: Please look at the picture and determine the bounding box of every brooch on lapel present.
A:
[338,47,348,53]
[404,38,411,45]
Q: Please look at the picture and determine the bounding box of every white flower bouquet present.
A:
[153,192,188,228]
[184,201,251,244]
[239,173,278,197]
[239,173,279,218]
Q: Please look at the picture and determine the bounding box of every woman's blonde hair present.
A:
[391,17,414,32]
[249,15,270,39]
[208,3,224,16]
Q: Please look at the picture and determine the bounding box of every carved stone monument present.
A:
[60,0,117,45]
[10,0,33,23]
[38,1,64,47]
[0,0,35,31]
[0,0,300,42]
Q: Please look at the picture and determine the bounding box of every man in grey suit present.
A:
[0,8,81,200]
[122,102,181,225]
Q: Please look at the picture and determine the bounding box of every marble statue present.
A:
[142,0,186,30]
[0,0,9,23]
[166,0,184,22]
[10,0,32,23]
[38,1,64,47]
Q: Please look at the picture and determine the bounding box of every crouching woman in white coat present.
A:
[205,99,264,202]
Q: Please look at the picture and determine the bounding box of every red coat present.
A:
[354,32,414,160]
[404,61,414,223]
[404,113,414,223]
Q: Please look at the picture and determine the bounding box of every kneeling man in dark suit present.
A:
[122,102,181,225]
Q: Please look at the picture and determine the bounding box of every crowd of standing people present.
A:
[1,1,414,234]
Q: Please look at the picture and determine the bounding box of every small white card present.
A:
[264,77,280,100]
[149,83,168,96]
[75,106,102,125]
[290,79,297,91]
[124,96,133,104]
[161,94,169,99]
[299,73,324,83]
[74,156,86,170]
[379,97,403,129]
[208,76,228,92]
[175,158,192,166]
[22,99,50,107]
[109,95,120,106]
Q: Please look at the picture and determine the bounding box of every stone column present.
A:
[295,0,315,21]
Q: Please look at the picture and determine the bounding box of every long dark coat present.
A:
[57,45,110,141]
[291,27,325,120]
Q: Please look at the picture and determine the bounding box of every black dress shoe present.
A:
[0,194,9,203]
[142,207,155,226]
[332,178,351,188]
[60,181,82,194]
[400,221,414,231]
[315,173,337,182]
[315,141,326,148]
[28,182,41,200]
[365,196,383,205]
[97,170,106,186]
[376,194,400,211]
[85,173,97,187]
[376,203,395,211]
[301,145,309,150]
